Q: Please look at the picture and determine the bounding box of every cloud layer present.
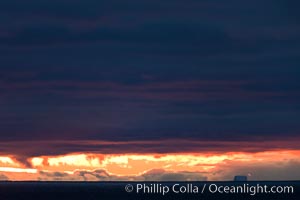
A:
[2,153,300,181]
[0,0,299,181]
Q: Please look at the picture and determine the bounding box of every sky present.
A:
[0,0,300,181]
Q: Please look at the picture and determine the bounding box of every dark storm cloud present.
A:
[0,0,299,156]
[1,140,300,161]
[0,20,261,64]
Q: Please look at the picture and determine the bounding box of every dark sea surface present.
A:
[0,181,299,200]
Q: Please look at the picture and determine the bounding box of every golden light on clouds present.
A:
[0,157,15,165]
[1,150,300,181]
[0,167,37,174]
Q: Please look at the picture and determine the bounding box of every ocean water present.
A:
[0,181,299,200]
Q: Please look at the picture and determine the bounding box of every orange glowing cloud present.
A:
[1,150,300,181]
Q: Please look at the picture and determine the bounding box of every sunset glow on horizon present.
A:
[1,0,300,183]
[1,150,300,181]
